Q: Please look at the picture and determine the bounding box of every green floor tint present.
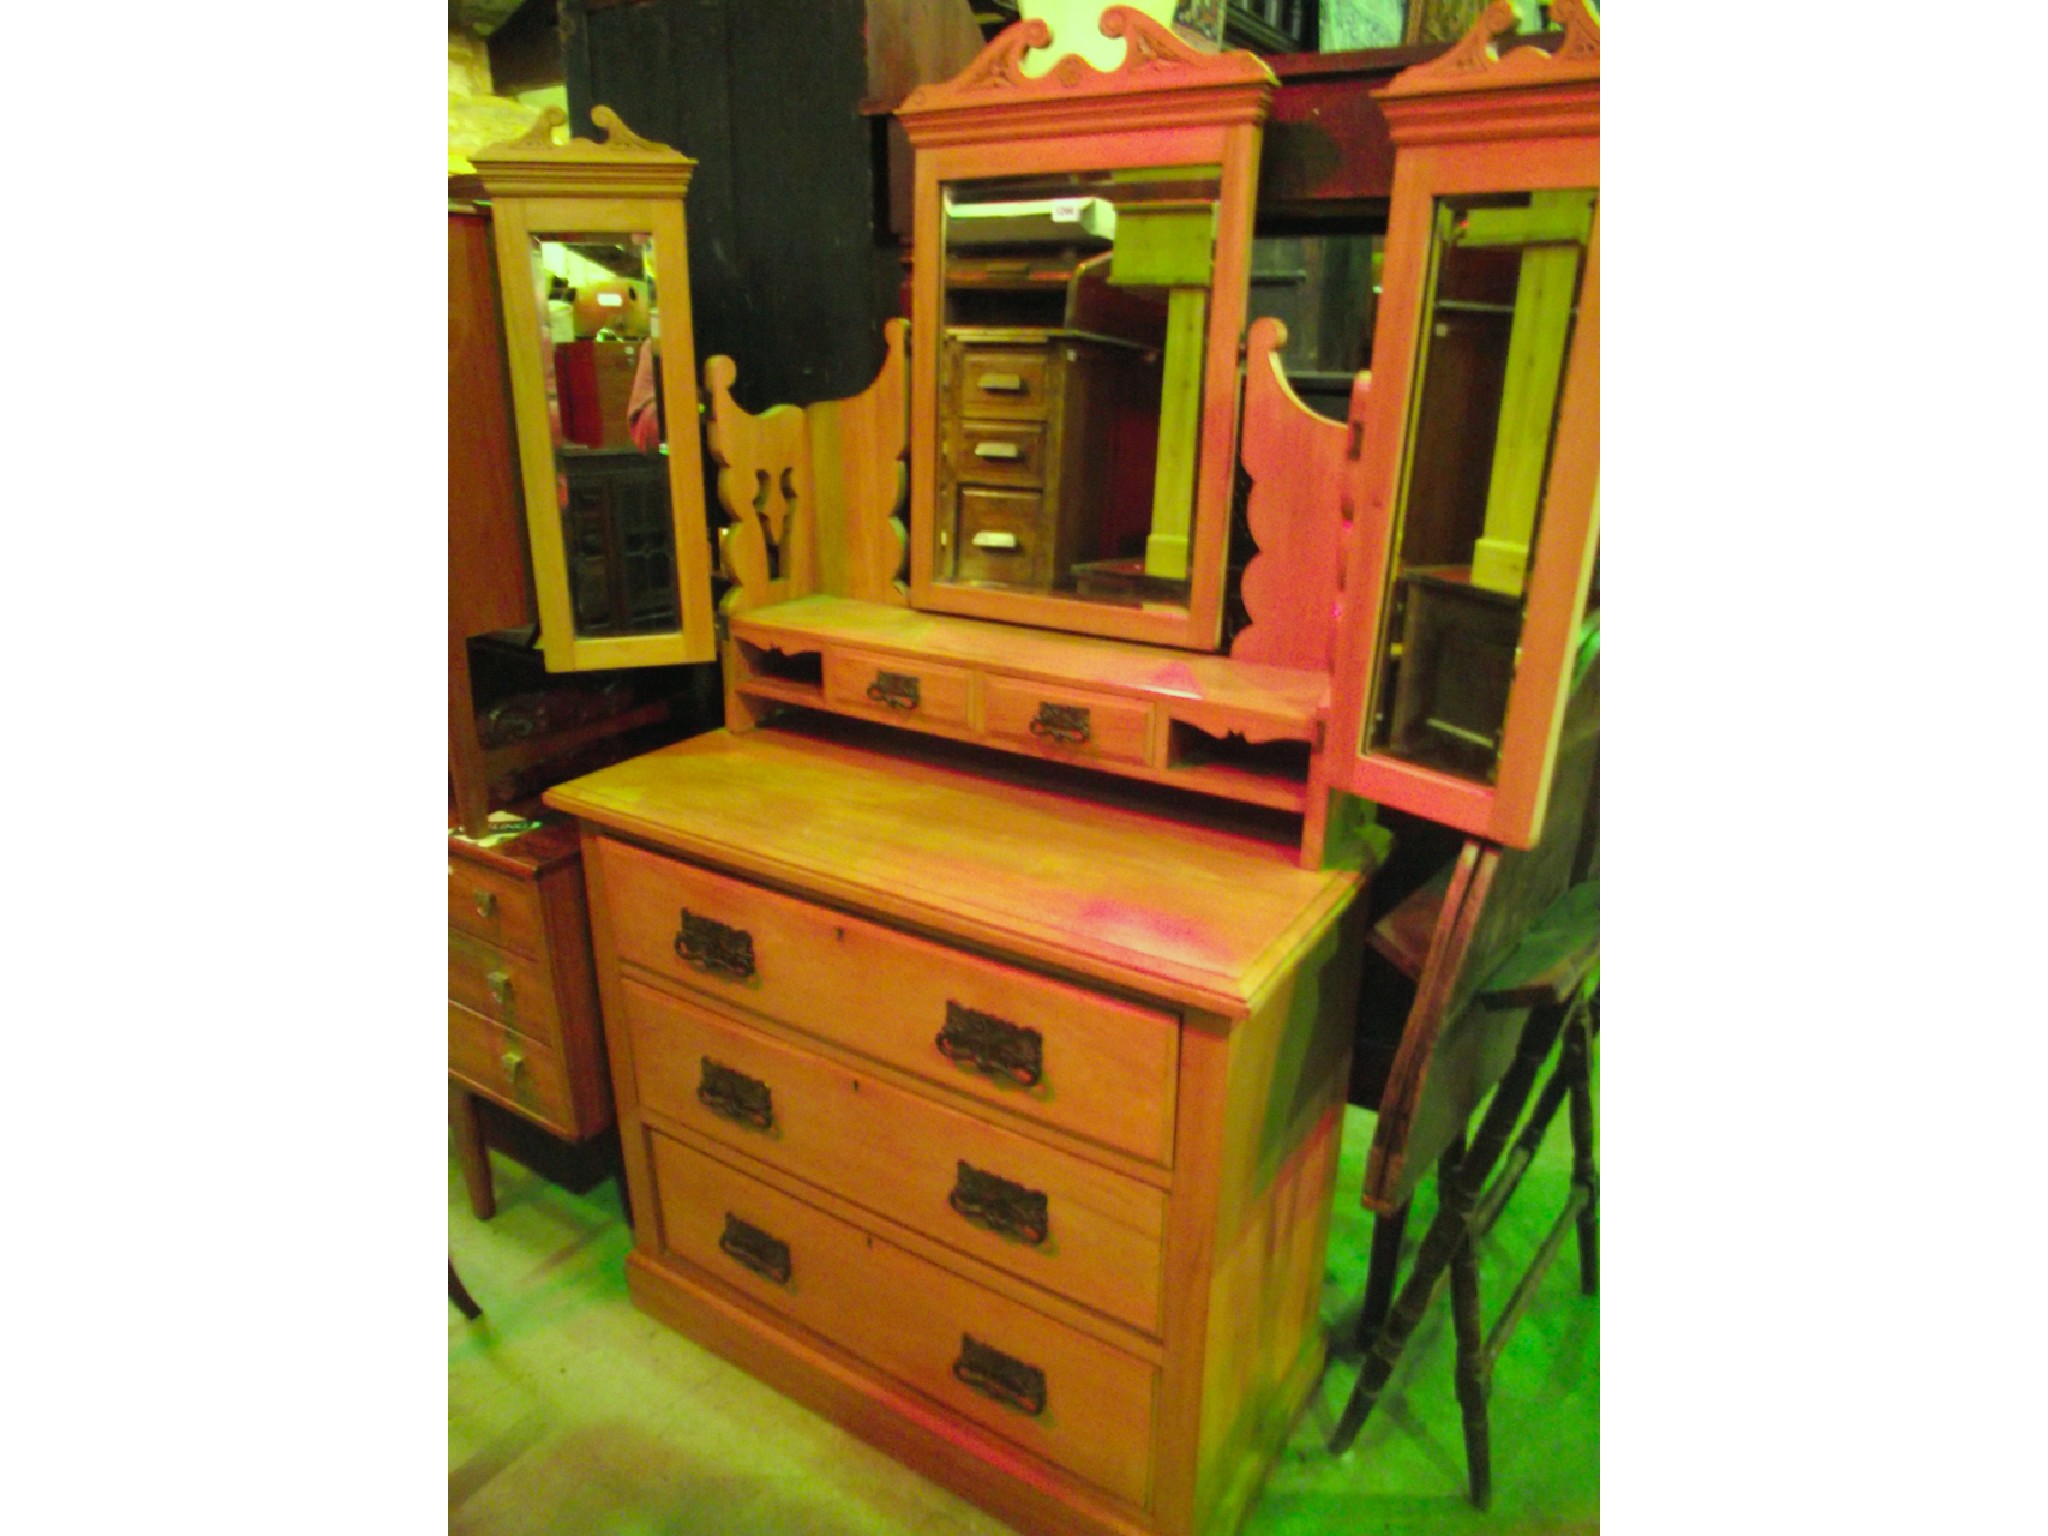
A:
[450,1104,1597,1534]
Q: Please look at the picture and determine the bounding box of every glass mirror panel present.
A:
[932,166,1222,610]
[524,232,679,640]
[1364,189,1597,783]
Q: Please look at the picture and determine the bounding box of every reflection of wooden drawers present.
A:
[551,729,1369,1536]
[447,821,611,1143]
[940,329,1160,593]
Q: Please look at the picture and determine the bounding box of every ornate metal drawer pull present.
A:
[866,671,921,711]
[718,1213,792,1285]
[949,1160,1049,1246]
[936,1002,1043,1088]
[486,969,513,1008]
[1028,702,1091,746]
[976,372,1026,395]
[675,908,756,980]
[698,1057,774,1130]
[952,1334,1045,1417]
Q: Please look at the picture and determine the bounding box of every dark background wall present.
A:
[560,0,899,414]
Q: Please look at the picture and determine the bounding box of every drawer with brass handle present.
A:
[824,648,973,728]
[596,839,1178,1164]
[448,1001,576,1135]
[955,421,1046,486]
[954,347,1050,419]
[447,857,546,955]
[447,930,559,1046]
[984,678,1154,769]
[625,979,1167,1333]
[649,1129,1157,1507]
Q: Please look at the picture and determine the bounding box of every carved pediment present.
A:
[1384,0,1600,100]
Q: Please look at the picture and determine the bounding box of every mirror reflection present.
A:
[1367,189,1597,782]
[934,167,1222,608]
[526,232,679,639]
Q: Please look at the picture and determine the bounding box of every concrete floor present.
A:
[450,1101,1597,1535]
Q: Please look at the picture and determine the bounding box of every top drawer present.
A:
[952,346,1051,422]
[448,855,545,956]
[595,838,1179,1166]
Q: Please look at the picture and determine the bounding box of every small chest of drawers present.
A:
[939,327,1161,592]
[550,729,1367,1536]
[448,820,612,1217]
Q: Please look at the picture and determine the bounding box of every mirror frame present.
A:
[473,106,716,671]
[1325,0,1601,851]
[897,7,1274,652]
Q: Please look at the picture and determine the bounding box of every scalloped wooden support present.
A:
[706,319,909,623]
[1232,317,1368,674]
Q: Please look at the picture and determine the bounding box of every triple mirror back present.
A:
[899,8,1275,651]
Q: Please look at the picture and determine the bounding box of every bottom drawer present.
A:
[450,1002,575,1134]
[651,1129,1156,1509]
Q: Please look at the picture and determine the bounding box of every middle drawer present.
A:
[625,978,1167,1336]
[597,838,1179,1166]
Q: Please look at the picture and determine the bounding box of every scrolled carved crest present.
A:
[1387,0,1600,97]
[899,5,1271,117]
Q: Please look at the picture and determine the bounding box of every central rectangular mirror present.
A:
[933,166,1221,610]
[898,13,1275,652]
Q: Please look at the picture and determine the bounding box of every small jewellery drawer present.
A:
[625,980,1167,1334]
[448,930,558,1046]
[823,648,973,728]
[954,488,1048,588]
[450,1002,575,1133]
[984,679,1153,769]
[954,347,1050,420]
[595,840,1179,1164]
[954,421,1046,487]
[651,1129,1157,1508]
[447,857,544,955]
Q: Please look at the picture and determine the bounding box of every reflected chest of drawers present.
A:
[548,728,1366,1536]
[447,820,612,1217]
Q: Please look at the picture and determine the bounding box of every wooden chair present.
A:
[1329,884,1599,1509]
[450,1259,483,1321]
[1326,637,1599,1508]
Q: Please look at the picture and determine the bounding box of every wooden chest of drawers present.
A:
[938,327,1161,592]
[548,727,1368,1536]
[448,820,612,1217]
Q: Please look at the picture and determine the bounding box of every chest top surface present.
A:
[545,724,1362,1018]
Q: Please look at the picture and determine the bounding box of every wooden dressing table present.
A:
[475,7,1598,1534]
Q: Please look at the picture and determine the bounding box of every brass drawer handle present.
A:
[936,1002,1043,1088]
[1028,702,1091,746]
[866,671,921,711]
[970,531,1021,552]
[675,908,756,981]
[486,970,513,1008]
[949,1160,1049,1246]
[975,372,1026,394]
[473,889,497,919]
[952,1334,1046,1417]
[972,441,1023,461]
[718,1213,792,1285]
[698,1057,774,1131]
[500,1047,525,1083]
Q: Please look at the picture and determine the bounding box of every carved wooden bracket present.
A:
[705,319,910,619]
[1232,317,1367,674]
